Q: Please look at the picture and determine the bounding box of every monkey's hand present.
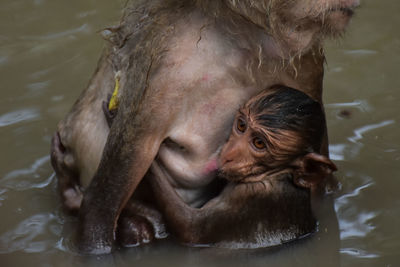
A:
[117,200,168,247]
[50,132,83,214]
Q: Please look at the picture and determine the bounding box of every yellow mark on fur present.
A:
[108,71,121,111]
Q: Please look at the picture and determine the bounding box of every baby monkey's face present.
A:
[218,86,328,183]
[218,103,306,183]
[219,109,275,182]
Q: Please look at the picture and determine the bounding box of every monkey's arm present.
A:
[149,162,228,245]
[76,3,179,253]
[77,114,165,254]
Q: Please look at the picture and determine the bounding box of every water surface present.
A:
[0,0,399,266]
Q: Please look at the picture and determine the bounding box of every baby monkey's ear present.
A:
[291,153,337,188]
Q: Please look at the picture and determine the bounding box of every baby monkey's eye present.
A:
[236,117,247,133]
[252,137,266,150]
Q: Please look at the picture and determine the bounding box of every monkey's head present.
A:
[219,86,337,188]
[224,0,359,53]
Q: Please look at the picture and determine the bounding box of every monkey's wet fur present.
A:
[50,0,357,254]
[148,86,337,248]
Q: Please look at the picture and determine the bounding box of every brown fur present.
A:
[148,87,337,247]
[50,0,357,254]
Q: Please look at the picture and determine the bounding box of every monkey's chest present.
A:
[155,87,259,206]
[149,26,267,205]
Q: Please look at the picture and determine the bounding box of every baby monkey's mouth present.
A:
[218,165,270,183]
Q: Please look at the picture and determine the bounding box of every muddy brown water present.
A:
[0,0,399,266]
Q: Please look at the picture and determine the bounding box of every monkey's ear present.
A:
[291,153,337,188]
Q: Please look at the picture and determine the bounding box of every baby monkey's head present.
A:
[219,86,336,187]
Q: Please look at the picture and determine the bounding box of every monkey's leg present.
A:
[77,117,166,254]
[50,132,83,214]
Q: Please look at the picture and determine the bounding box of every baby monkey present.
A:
[148,86,337,248]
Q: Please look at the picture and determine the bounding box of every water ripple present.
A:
[339,210,377,240]
[336,182,376,240]
[329,120,396,161]
[0,109,39,127]
[26,80,51,91]
[20,24,91,41]
[340,248,380,259]
[325,100,372,112]
[344,49,378,56]
[329,144,346,161]
[0,213,59,254]
[1,155,53,191]
[0,188,7,207]
[0,55,8,66]
[348,120,395,143]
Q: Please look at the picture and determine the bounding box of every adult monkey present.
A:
[51,0,358,254]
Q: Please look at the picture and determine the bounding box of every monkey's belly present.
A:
[157,142,220,207]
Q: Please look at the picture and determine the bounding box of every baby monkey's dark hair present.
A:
[245,86,326,162]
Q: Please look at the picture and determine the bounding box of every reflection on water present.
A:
[2,156,52,190]
[343,49,378,56]
[325,100,371,112]
[0,189,7,207]
[0,0,399,266]
[0,155,61,255]
[348,120,395,144]
[340,248,379,260]
[0,109,40,127]
[0,212,60,254]
[329,120,395,161]
[20,24,91,42]
[335,181,380,259]
[336,182,375,239]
